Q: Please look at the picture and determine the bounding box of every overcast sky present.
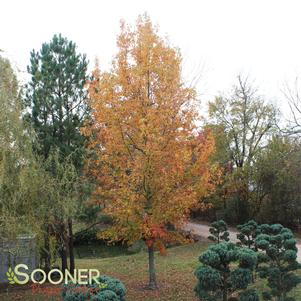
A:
[1,0,301,114]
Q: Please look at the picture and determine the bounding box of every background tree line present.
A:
[196,75,301,227]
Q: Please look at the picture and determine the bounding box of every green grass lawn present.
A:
[1,241,301,301]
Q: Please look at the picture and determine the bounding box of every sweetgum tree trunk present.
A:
[148,245,158,289]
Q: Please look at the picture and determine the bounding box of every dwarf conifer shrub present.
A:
[237,220,261,250]
[62,275,126,301]
[208,220,230,243]
[239,289,260,301]
[195,242,258,301]
[255,223,301,301]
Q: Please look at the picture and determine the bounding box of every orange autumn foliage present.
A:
[82,15,218,249]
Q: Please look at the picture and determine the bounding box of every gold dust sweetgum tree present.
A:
[83,15,217,289]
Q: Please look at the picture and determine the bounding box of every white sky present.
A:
[1,0,301,114]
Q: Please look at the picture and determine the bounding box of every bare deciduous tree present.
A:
[282,78,301,135]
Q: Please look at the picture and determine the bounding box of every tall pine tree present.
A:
[24,34,89,273]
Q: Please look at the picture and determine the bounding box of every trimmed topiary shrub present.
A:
[208,220,230,243]
[237,220,262,282]
[195,242,258,301]
[237,220,260,250]
[62,275,126,301]
[255,223,301,301]
[239,289,259,301]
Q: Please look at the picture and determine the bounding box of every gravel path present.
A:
[183,221,301,262]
